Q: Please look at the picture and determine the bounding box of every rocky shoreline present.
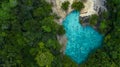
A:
[46,0,107,24]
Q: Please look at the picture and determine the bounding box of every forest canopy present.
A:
[0,0,120,67]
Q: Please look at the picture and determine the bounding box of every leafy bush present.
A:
[71,1,84,11]
[61,1,70,11]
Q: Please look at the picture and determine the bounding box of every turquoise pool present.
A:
[62,10,103,64]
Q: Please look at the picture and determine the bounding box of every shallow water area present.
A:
[62,10,103,64]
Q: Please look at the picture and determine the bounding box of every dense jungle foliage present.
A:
[0,0,120,67]
[80,0,120,67]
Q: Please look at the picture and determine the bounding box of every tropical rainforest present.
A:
[0,0,120,67]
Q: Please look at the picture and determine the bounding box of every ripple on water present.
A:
[62,10,103,64]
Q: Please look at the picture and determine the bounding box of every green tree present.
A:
[61,1,70,11]
[9,0,18,8]
[71,1,84,11]
[99,20,108,34]
[35,51,54,67]
[89,14,98,26]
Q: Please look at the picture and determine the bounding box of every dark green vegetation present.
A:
[89,11,110,35]
[71,1,84,11]
[0,0,72,67]
[61,1,84,11]
[79,0,120,67]
[89,14,99,26]
[0,0,120,67]
[61,1,70,11]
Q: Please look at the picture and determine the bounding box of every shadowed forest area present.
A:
[0,0,120,67]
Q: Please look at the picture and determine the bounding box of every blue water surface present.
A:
[62,10,103,64]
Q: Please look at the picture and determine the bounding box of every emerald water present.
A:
[62,10,103,64]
